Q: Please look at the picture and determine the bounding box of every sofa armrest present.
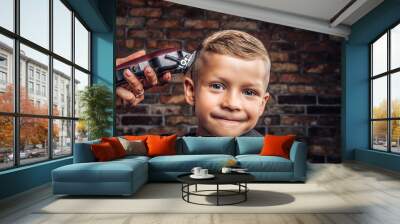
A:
[73,140,99,163]
[289,141,308,181]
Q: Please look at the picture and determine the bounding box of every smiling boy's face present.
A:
[184,52,270,136]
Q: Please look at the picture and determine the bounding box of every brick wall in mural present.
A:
[116,0,343,163]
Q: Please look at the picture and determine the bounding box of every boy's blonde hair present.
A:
[189,30,271,88]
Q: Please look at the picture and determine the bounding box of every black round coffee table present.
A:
[177,173,255,206]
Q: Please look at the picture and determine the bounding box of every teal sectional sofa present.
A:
[52,137,307,196]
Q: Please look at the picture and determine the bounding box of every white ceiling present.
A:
[167,0,384,38]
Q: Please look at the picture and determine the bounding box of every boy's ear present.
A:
[183,76,195,106]
[259,92,270,116]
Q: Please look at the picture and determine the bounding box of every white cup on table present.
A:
[191,167,202,176]
[200,169,208,176]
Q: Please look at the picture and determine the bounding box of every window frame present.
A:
[0,0,92,171]
[369,20,400,154]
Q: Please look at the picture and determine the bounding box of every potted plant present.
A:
[79,84,113,140]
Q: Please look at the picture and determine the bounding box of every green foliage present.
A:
[372,99,400,140]
[79,84,113,140]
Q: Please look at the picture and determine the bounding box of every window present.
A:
[41,73,46,83]
[35,70,40,81]
[28,81,34,94]
[42,85,46,97]
[0,54,7,87]
[370,23,400,154]
[0,71,6,85]
[36,83,40,95]
[0,0,91,170]
[28,67,34,80]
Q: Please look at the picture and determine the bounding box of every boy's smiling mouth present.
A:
[210,113,247,125]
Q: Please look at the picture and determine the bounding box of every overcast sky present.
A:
[0,0,89,74]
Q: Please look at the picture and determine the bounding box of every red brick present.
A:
[271,63,298,72]
[129,8,162,17]
[269,52,289,62]
[146,19,180,28]
[128,29,164,39]
[166,116,197,125]
[279,74,315,84]
[146,40,157,49]
[146,40,182,49]
[146,84,171,94]
[150,105,182,115]
[171,84,184,95]
[269,42,296,51]
[301,41,336,53]
[184,20,219,29]
[124,0,145,6]
[304,63,339,74]
[116,27,125,38]
[167,30,204,40]
[116,17,127,26]
[117,2,130,17]
[288,85,318,94]
[160,95,186,104]
[281,115,318,126]
[268,73,278,84]
[268,84,288,95]
[125,17,145,28]
[285,31,319,42]
[221,21,258,31]
[147,0,174,7]
[205,11,235,20]
[162,8,186,18]
[125,39,145,49]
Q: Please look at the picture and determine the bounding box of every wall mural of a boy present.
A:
[115,0,342,162]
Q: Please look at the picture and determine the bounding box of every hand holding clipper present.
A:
[115,48,196,107]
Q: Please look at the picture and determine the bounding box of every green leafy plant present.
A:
[79,84,113,140]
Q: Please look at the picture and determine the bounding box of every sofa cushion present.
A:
[73,139,100,163]
[91,142,118,161]
[236,155,293,172]
[52,158,148,183]
[180,137,235,155]
[259,135,295,159]
[235,137,264,155]
[147,134,177,157]
[101,137,127,158]
[118,137,147,156]
[148,154,235,172]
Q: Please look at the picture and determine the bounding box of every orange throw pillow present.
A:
[91,142,117,161]
[101,137,126,158]
[146,134,177,157]
[124,135,148,141]
[259,134,296,159]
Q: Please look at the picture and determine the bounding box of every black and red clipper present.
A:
[116,48,196,88]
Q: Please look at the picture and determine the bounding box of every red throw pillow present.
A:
[146,134,177,157]
[259,134,296,159]
[91,142,117,161]
[101,137,126,158]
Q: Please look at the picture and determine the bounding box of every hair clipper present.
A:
[116,48,196,88]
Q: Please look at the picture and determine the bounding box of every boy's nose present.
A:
[221,91,241,111]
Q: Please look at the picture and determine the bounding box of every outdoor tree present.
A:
[372,99,400,142]
[0,84,60,152]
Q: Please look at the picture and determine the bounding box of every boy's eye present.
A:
[210,83,225,90]
[243,89,258,96]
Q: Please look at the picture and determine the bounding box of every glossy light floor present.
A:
[1,162,400,224]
